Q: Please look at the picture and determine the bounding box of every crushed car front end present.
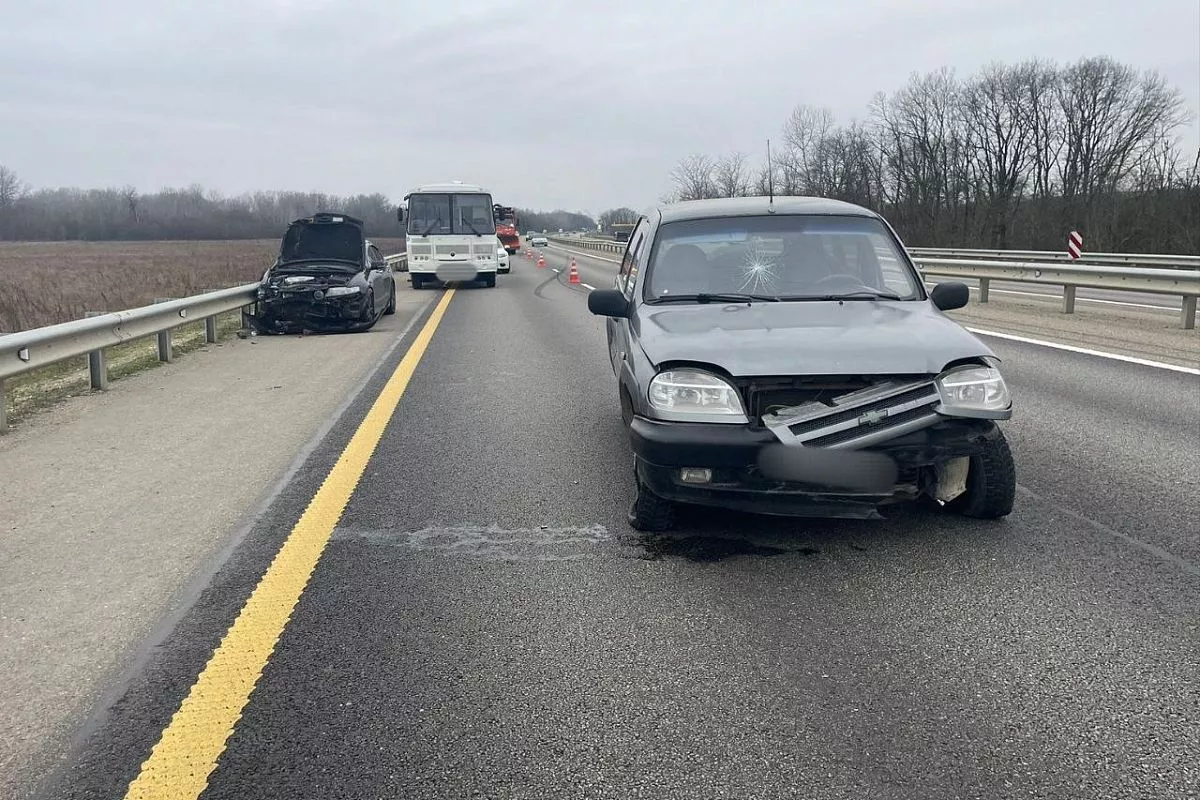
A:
[254,271,372,333]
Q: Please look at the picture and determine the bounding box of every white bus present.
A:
[398,181,500,289]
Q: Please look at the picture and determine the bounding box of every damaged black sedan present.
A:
[252,212,396,334]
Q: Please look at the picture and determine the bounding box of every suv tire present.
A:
[949,430,1016,519]
[629,459,675,531]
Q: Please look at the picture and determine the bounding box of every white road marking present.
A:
[581,283,595,290]
[968,327,1200,375]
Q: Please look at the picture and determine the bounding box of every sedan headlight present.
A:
[324,286,361,297]
[935,365,1011,418]
[648,369,748,423]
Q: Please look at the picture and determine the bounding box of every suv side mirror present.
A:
[588,289,631,318]
[930,282,969,311]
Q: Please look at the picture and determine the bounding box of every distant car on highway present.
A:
[253,212,396,334]
[530,235,549,247]
[587,196,1016,531]
[497,239,510,274]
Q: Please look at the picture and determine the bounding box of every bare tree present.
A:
[669,153,718,201]
[961,62,1037,246]
[0,165,26,209]
[122,185,140,223]
[871,68,968,243]
[599,207,640,228]
[782,106,835,194]
[1056,57,1186,201]
[713,152,752,197]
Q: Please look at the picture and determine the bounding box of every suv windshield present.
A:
[278,221,363,267]
[407,194,497,236]
[644,215,922,301]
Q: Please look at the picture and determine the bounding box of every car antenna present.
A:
[766,139,775,213]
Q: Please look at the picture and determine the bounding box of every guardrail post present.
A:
[153,298,174,362]
[205,316,218,343]
[978,278,990,303]
[1182,295,1197,330]
[157,330,172,362]
[84,312,109,390]
[0,379,7,433]
[1063,285,1077,314]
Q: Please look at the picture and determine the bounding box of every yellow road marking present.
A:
[124,289,457,800]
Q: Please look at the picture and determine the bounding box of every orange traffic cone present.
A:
[568,259,580,284]
[537,255,546,269]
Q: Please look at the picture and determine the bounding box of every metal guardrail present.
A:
[0,253,409,432]
[914,258,1199,328]
[548,237,1199,329]
[908,248,1200,269]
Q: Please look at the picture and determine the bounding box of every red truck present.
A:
[493,204,520,254]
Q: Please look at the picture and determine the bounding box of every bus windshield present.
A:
[407,194,496,236]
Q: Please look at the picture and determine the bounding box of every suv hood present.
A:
[635,300,997,376]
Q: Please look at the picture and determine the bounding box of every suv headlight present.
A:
[325,286,361,297]
[648,369,748,423]
[935,365,1011,418]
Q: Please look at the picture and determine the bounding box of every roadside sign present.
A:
[1068,231,1083,260]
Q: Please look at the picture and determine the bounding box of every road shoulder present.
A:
[0,289,430,800]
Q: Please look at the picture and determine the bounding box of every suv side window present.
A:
[617,219,648,297]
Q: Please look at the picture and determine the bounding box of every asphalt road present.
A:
[45,248,1200,800]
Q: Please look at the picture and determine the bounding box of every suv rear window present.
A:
[645,215,921,301]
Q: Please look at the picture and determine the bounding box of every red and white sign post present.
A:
[1063,230,1084,313]
[1067,230,1083,260]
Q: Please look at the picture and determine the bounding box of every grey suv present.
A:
[587,197,1016,531]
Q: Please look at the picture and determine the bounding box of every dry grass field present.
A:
[0,237,407,333]
[0,237,406,426]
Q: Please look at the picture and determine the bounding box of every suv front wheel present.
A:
[629,457,675,531]
[948,430,1016,519]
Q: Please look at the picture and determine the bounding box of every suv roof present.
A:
[656,196,879,224]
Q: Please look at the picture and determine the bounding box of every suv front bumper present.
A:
[630,415,1002,518]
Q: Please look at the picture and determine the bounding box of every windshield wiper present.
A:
[779,289,906,301]
[421,220,446,236]
[652,292,779,304]
[459,218,482,236]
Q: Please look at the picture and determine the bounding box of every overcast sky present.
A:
[1,0,1197,215]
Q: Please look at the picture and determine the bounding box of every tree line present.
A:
[0,169,603,243]
[0,175,406,241]
[514,208,596,233]
[664,56,1199,254]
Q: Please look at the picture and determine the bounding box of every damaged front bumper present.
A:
[252,281,370,332]
[632,415,1001,518]
[630,377,1008,518]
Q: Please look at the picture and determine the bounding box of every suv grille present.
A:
[762,379,941,450]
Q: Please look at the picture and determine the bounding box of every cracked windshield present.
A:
[647,216,921,300]
[1,1,1197,799]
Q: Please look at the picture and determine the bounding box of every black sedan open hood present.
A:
[634,300,997,376]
